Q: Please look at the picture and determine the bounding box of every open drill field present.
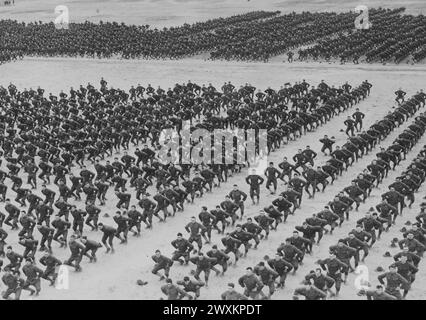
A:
[1,0,426,300]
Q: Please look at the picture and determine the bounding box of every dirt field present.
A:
[1,0,426,301]
[2,0,425,27]
[2,57,426,94]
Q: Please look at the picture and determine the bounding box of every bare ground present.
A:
[1,0,426,27]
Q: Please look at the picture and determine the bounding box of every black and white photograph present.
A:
[0,0,426,308]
